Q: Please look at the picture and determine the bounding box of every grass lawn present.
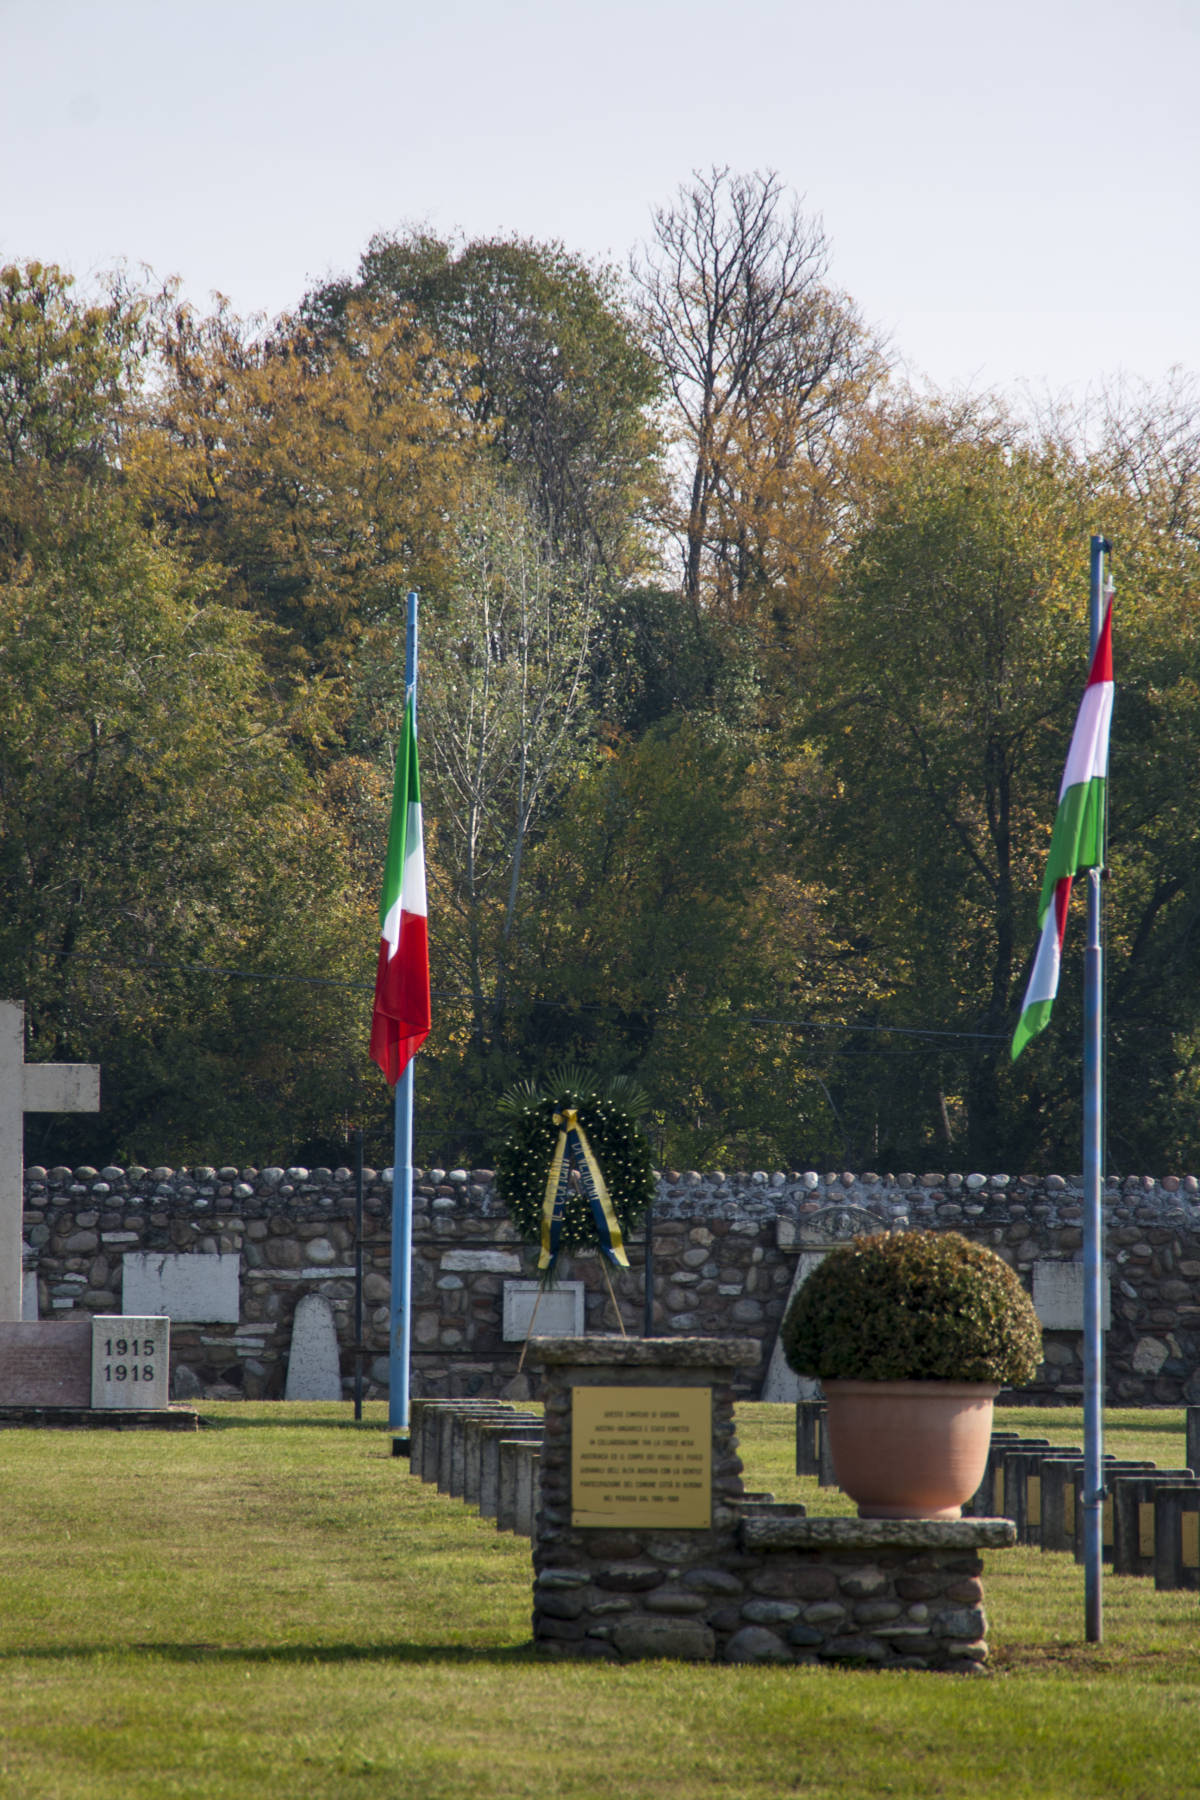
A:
[0,1401,1196,1799]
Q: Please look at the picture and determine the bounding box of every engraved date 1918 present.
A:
[102,1336,155,1383]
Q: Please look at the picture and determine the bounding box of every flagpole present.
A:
[1082,535,1111,1642]
[389,591,419,1443]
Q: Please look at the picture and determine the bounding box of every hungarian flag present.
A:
[369,694,430,1083]
[1011,597,1114,1061]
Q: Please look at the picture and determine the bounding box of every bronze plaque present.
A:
[1139,1501,1156,1558]
[1027,1474,1041,1528]
[571,1386,712,1529]
[1183,1510,1200,1570]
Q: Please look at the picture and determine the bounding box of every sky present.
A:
[1,0,1196,404]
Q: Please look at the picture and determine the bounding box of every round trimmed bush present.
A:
[780,1229,1042,1386]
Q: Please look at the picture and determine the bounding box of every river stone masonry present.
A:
[529,1337,1014,1668]
[19,1163,1200,1403]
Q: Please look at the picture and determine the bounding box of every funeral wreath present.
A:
[494,1066,656,1280]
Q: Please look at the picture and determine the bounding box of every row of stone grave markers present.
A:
[409,1400,546,1537]
[797,1402,1200,1593]
[409,1337,1016,1670]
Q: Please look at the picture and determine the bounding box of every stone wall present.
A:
[20,1161,1200,1404]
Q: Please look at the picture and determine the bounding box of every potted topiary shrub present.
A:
[780,1229,1042,1519]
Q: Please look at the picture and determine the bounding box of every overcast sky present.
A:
[2,0,1195,403]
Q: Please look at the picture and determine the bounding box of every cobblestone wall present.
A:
[20,1161,1200,1404]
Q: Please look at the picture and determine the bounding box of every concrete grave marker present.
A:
[91,1315,170,1409]
[0,1000,99,1320]
[761,1205,887,1402]
[284,1293,342,1400]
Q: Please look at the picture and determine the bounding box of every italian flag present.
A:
[1011,598,1114,1061]
[369,693,430,1083]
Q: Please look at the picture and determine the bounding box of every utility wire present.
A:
[39,953,1009,1044]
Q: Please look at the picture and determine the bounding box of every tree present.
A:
[304,231,662,577]
[130,292,477,678]
[506,716,872,1167]
[633,168,884,619]
[798,399,1200,1172]
[0,482,370,1164]
[354,478,602,1141]
[1082,368,1200,549]
[0,261,148,474]
[0,260,152,572]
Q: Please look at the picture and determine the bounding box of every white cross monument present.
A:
[0,1000,100,1321]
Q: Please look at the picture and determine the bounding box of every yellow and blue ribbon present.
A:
[539,1106,630,1272]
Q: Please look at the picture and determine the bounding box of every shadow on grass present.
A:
[0,1642,537,1667]
[197,1412,392,1432]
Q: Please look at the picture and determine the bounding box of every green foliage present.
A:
[134,292,475,680]
[794,400,1200,1172]
[0,260,146,478]
[493,1066,655,1264]
[510,716,861,1169]
[780,1229,1043,1384]
[0,481,370,1165]
[304,230,661,576]
[586,583,736,735]
[11,228,1200,1182]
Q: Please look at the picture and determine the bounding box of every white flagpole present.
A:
[388,592,419,1443]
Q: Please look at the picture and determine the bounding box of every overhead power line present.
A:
[41,953,1008,1045]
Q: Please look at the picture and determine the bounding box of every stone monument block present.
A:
[441,1249,523,1274]
[90,1315,170,1409]
[1032,1261,1111,1330]
[502,1279,584,1341]
[0,1318,91,1405]
[121,1252,240,1323]
[284,1293,342,1400]
[0,999,99,1321]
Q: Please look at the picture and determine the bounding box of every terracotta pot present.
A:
[822,1379,999,1520]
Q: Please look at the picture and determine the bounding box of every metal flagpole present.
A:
[354,1126,364,1421]
[1082,535,1111,1642]
[389,592,419,1446]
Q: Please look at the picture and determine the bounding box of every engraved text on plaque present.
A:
[571,1385,711,1528]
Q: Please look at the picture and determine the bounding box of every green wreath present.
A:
[495,1067,656,1279]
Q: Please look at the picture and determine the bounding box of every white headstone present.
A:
[122,1252,240,1323]
[761,1205,890,1402]
[0,1000,99,1320]
[284,1293,342,1400]
[90,1315,170,1409]
[502,1279,585,1341]
[1032,1260,1112,1330]
[761,1253,827,1402]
